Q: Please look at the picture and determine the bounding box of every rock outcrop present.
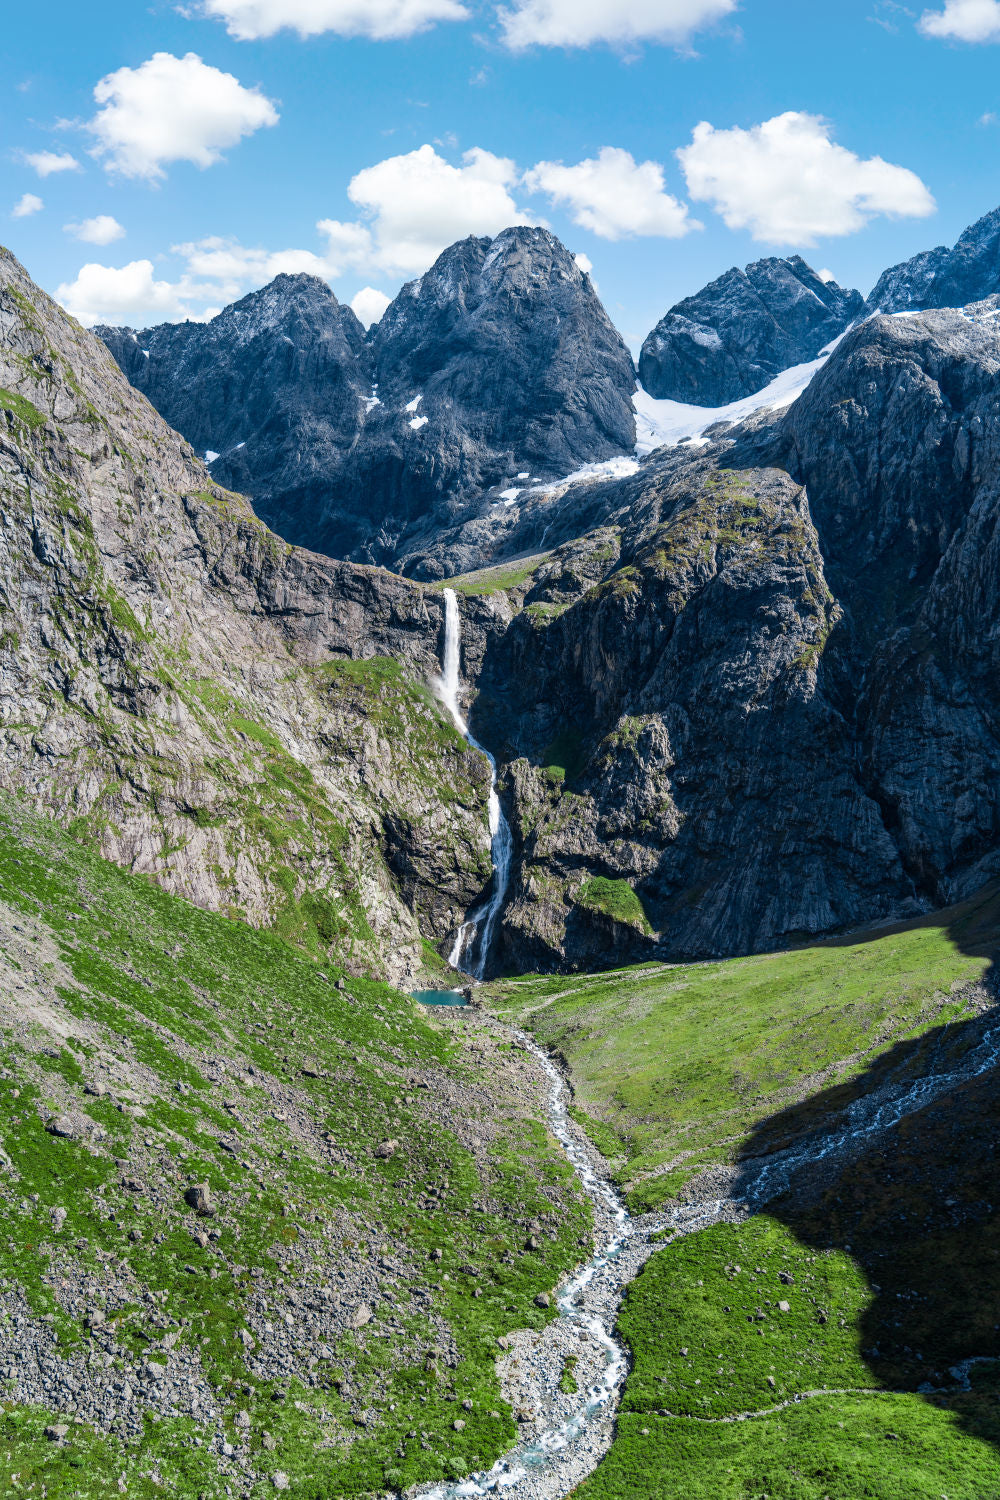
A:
[98,228,637,577]
[638,255,864,407]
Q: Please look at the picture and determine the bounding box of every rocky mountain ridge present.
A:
[99,227,636,580]
[867,203,1000,313]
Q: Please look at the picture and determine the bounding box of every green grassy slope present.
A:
[486,887,1000,1210]
[0,792,590,1498]
[493,898,1000,1498]
[574,1214,1000,1500]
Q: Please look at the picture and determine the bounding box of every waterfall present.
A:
[437,588,513,980]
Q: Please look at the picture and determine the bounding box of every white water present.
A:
[437,588,514,981]
[418,1027,726,1500]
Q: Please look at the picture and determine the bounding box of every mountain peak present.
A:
[867,201,1000,313]
[639,254,864,407]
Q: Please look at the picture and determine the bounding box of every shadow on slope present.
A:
[734,881,1000,1454]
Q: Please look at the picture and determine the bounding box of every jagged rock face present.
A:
[867,204,1000,312]
[0,250,492,985]
[638,255,864,407]
[465,455,916,972]
[97,228,637,577]
[457,302,1000,973]
[757,307,1000,904]
[96,274,373,547]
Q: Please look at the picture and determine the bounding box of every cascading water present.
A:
[438,588,514,981]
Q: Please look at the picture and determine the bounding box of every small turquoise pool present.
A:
[412,989,469,1007]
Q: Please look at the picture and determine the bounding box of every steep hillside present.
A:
[0,791,590,1497]
[0,245,493,986]
[97,229,637,578]
[436,299,1000,972]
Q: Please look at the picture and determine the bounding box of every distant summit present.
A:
[866,204,1000,313]
[638,255,864,408]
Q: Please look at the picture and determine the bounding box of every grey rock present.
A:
[866,203,1000,313]
[184,1183,215,1218]
[45,1112,97,1142]
[639,255,863,406]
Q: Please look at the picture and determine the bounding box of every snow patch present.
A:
[404,394,422,413]
[409,415,429,431]
[516,471,530,479]
[204,450,220,464]
[634,351,830,455]
[536,455,640,491]
[498,488,521,501]
[235,441,246,450]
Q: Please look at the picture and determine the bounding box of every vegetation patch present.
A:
[576,877,653,936]
[0,792,592,1497]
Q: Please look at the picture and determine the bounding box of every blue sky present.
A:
[3,0,999,349]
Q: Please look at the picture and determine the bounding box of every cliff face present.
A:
[463,455,914,972]
[638,255,864,407]
[760,306,1000,906]
[446,302,1000,973]
[97,228,637,578]
[1,249,493,985]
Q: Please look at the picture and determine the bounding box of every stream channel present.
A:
[417,590,1000,1499]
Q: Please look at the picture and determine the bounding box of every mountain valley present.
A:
[4,196,1000,1498]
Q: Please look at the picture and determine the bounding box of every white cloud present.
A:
[919,0,1000,39]
[203,0,468,39]
[55,259,221,326]
[573,252,593,274]
[12,193,43,219]
[351,286,391,327]
[65,214,125,245]
[524,147,696,240]
[498,0,735,48]
[339,143,534,275]
[87,52,279,181]
[22,150,80,178]
[677,111,936,245]
[173,235,335,289]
